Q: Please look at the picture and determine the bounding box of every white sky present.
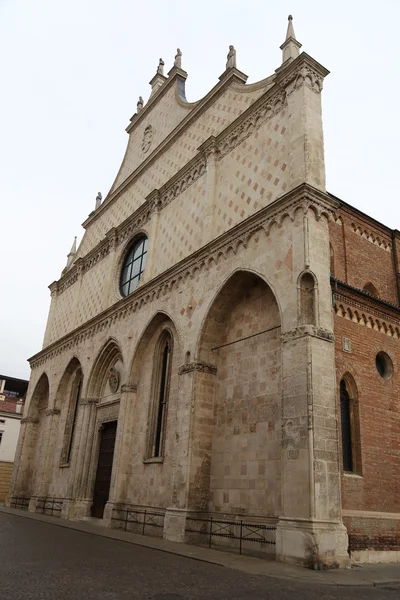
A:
[1,0,399,379]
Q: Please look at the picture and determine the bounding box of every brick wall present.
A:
[331,204,400,552]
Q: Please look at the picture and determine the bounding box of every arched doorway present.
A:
[80,339,123,519]
[196,270,282,517]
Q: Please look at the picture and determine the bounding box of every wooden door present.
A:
[91,421,117,519]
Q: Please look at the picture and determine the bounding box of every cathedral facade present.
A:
[8,18,400,567]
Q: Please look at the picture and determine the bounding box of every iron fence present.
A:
[36,498,63,517]
[111,507,165,535]
[10,496,30,511]
[185,516,276,555]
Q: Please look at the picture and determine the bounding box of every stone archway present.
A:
[73,339,123,519]
[9,373,49,501]
[190,270,282,517]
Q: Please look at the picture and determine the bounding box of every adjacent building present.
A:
[7,17,400,566]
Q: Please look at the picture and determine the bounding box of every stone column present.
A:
[103,384,137,523]
[73,397,100,519]
[42,282,58,347]
[163,362,217,542]
[277,328,349,567]
[6,417,38,505]
[105,228,118,306]
[275,198,349,568]
[275,54,329,194]
[142,190,161,281]
[198,138,218,244]
[37,408,61,499]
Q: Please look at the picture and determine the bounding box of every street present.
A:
[0,512,398,599]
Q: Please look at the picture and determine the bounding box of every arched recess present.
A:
[339,373,362,475]
[22,373,49,496]
[123,312,181,507]
[86,338,123,399]
[298,271,318,326]
[194,270,282,517]
[54,357,83,467]
[363,282,379,297]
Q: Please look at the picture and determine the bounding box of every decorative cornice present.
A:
[178,361,218,375]
[281,326,334,344]
[350,222,391,252]
[80,397,101,406]
[334,297,400,338]
[30,184,337,369]
[275,52,329,95]
[45,408,61,417]
[21,417,39,425]
[121,384,137,393]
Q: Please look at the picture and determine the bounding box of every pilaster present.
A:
[142,191,161,281]
[276,54,329,193]
[106,384,137,509]
[163,361,217,542]
[73,397,100,518]
[198,137,219,244]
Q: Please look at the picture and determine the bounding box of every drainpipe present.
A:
[391,231,400,306]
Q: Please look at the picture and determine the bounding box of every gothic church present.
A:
[9,17,400,567]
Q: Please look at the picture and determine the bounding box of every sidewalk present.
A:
[1,505,399,588]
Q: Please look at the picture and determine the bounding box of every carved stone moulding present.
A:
[45,408,61,417]
[178,361,217,376]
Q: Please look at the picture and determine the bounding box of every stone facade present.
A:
[8,18,400,567]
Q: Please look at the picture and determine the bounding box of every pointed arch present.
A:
[87,338,123,398]
[339,373,362,475]
[129,312,180,465]
[363,282,379,297]
[55,357,83,466]
[197,269,281,363]
[129,311,181,382]
[298,270,318,326]
[194,269,282,515]
[27,373,49,419]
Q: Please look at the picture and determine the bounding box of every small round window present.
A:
[120,236,148,297]
[375,351,393,380]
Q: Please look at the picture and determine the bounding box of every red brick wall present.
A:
[331,204,400,552]
[329,209,399,304]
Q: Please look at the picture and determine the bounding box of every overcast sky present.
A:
[1,0,399,380]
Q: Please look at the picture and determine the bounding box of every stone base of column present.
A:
[61,499,73,520]
[102,502,115,527]
[28,496,39,513]
[276,518,350,568]
[74,499,92,520]
[163,507,190,543]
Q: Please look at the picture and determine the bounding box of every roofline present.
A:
[330,276,400,312]
[327,192,399,236]
[0,374,29,385]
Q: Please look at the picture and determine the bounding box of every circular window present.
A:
[375,351,393,380]
[120,237,148,297]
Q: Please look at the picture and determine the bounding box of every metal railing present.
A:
[111,507,165,535]
[10,496,30,511]
[185,516,276,555]
[36,498,63,517]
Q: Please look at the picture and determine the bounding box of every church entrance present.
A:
[91,421,117,519]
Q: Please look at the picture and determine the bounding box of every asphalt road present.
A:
[0,512,398,599]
